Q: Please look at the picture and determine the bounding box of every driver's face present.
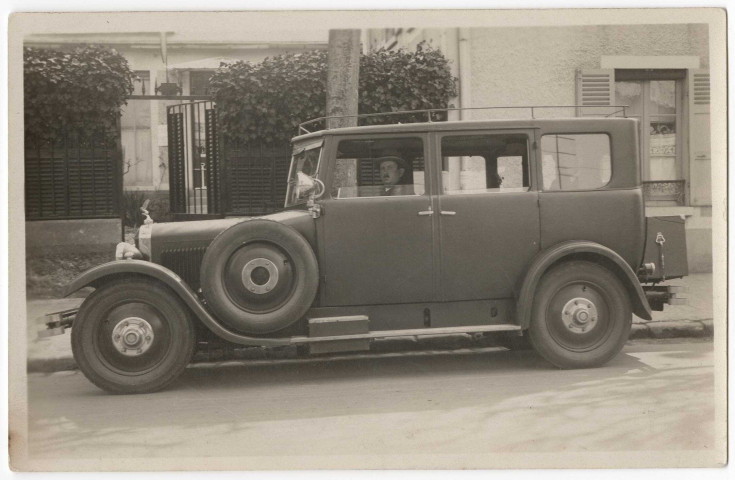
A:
[380,160,405,186]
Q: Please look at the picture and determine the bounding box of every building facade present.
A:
[27,31,328,194]
[365,25,712,272]
[24,30,328,251]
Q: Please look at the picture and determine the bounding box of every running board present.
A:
[290,323,522,345]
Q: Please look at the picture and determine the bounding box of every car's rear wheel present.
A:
[528,261,631,369]
[71,278,196,394]
[200,220,319,334]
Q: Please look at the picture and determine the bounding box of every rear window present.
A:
[541,134,612,191]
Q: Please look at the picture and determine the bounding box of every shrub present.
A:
[24,45,134,143]
[358,43,458,125]
[210,42,458,145]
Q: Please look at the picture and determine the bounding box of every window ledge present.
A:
[645,206,697,218]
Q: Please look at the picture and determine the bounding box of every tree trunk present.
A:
[326,30,361,129]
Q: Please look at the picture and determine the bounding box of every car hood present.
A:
[148,210,316,263]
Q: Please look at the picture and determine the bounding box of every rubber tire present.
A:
[528,261,632,369]
[71,278,196,394]
[199,219,319,334]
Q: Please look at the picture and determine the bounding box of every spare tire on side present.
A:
[199,219,318,334]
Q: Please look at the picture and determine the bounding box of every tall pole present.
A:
[326,29,361,129]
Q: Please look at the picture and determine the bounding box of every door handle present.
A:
[418,206,433,216]
[440,211,456,216]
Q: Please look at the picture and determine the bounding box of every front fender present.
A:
[64,260,291,347]
[64,260,185,297]
[516,241,652,328]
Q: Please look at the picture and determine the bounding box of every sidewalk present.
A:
[26,273,715,373]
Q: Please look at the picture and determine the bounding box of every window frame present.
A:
[188,69,215,96]
[539,132,614,192]
[132,70,151,96]
[284,140,324,208]
[327,132,432,200]
[614,70,685,182]
[433,129,536,195]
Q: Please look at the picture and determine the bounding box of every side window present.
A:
[541,134,612,191]
[332,137,425,198]
[440,134,530,194]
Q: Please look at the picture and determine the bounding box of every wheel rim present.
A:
[110,316,155,356]
[545,281,613,352]
[93,301,172,375]
[222,241,296,313]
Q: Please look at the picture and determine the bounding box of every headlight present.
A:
[115,242,143,260]
[137,224,153,259]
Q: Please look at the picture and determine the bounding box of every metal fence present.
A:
[167,101,221,216]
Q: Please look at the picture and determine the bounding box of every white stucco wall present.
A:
[467,24,708,119]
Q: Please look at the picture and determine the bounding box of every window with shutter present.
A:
[688,69,711,206]
[575,69,615,116]
[613,69,687,206]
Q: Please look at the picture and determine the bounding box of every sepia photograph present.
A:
[6,7,728,473]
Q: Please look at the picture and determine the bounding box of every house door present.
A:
[615,70,685,205]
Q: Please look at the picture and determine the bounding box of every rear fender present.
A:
[64,260,291,346]
[516,241,652,328]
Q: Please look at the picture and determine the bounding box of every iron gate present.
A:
[167,101,221,217]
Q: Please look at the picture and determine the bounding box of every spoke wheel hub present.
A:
[561,297,598,334]
[111,317,155,356]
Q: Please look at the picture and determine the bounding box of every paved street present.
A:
[23,339,717,469]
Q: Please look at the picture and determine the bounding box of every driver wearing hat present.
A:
[376,155,414,196]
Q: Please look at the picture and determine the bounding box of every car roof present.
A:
[291,117,636,144]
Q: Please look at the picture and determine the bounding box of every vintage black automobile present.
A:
[42,109,689,393]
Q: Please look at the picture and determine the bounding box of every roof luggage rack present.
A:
[298,105,630,134]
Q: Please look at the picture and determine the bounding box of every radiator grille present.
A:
[159,247,207,291]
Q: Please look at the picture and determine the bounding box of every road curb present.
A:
[27,318,715,374]
[26,357,78,374]
[629,319,713,340]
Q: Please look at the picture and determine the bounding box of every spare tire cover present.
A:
[199,219,318,334]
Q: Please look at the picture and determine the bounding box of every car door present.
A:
[434,129,540,302]
[319,133,437,307]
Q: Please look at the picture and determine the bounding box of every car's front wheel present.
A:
[71,278,196,394]
[528,261,632,369]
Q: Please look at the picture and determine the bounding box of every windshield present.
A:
[285,142,322,207]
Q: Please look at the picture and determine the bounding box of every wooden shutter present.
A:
[688,69,711,206]
[225,145,291,216]
[167,112,187,213]
[575,69,615,117]
[25,138,117,220]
